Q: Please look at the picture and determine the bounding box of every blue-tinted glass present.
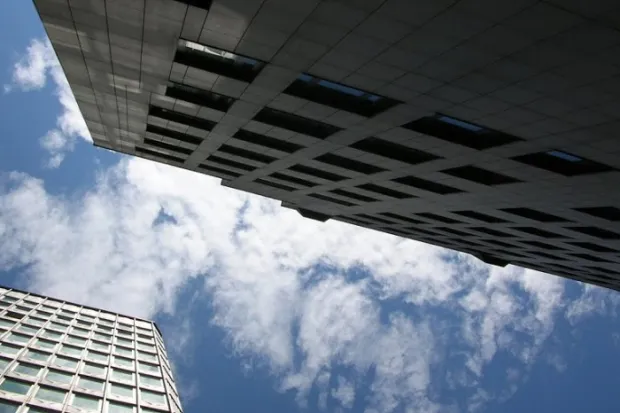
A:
[317,79,365,97]
[547,150,582,162]
[437,115,484,132]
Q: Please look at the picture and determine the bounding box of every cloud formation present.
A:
[1,159,617,413]
[9,38,90,167]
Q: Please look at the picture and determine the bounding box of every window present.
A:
[357,183,411,199]
[165,82,235,112]
[54,356,78,370]
[109,383,134,398]
[13,363,41,377]
[470,227,513,238]
[402,114,521,149]
[198,164,242,179]
[107,401,134,413]
[17,325,39,335]
[315,153,385,174]
[50,321,68,330]
[45,370,73,384]
[116,337,133,346]
[175,39,265,82]
[72,327,90,337]
[568,242,615,253]
[115,347,134,358]
[67,336,87,346]
[416,213,461,224]
[308,194,355,207]
[136,343,155,353]
[35,386,67,403]
[138,363,159,374]
[378,213,423,225]
[25,317,45,327]
[290,164,346,182]
[78,376,104,391]
[0,358,9,372]
[513,151,614,176]
[114,357,134,369]
[233,129,304,153]
[60,345,83,357]
[217,144,277,164]
[255,179,295,192]
[351,137,440,165]
[284,73,400,117]
[140,389,167,405]
[0,319,13,329]
[392,176,462,195]
[512,227,563,238]
[145,124,203,146]
[330,189,376,203]
[441,166,521,186]
[573,253,612,263]
[452,210,506,223]
[24,350,49,361]
[94,333,111,342]
[112,369,134,383]
[71,393,101,411]
[41,330,63,340]
[140,375,162,388]
[0,400,19,413]
[204,155,258,172]
[148,106,216,132]
[269,173,317,188]
[90,341,110,352]
[501,208,567,223]
[137,352,156,363]
[96,326,113,333]
[575,206,620,221]
[0,378,31,395]
[253,107,341,139]
[520,240,564,250]
[568,226,620,240]
[0,343,21,355]
[86,351,108,363]
[135,147,184,164]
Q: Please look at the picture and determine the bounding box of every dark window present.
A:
[174,0,213,10]
[568,226,620,240]
[355,214,394,225]
[233,129,303,153]
[330,189,376,203]
[254,107,341,139]
[175,39,265,82]
[315,154,385,174]
[136,147,184,163]
[452,210,506,223]
[143,138,193,156]
[351,137,440,165]
[166,82,235,112]
[5,311,24,320]
[416,213,460,224]
[392,176,462,194]
[470,227,513,237]
[512,150,614,176]
[520,240,564,250]
[148,106,216,131]
[217,145,277,164]
[479,239,517,249]
[568,242,615,253]
[437,228,472,237]
[309,194,355,207]
[512,227,564,238]
[284,73,400,117]
[289,165,345,182]
[205,156,257,172]
[270,173,317,187]
[575,206,620,221]
[357,183,411,199]
[405,227,438,236]
[146,124,203,146]
[501,207,568,223]
[573,253,613,263]
[441,166,521,185]
[198,164,241,178]
[341,216,373,226]
[378,213,423,225]
[528,250,561,260]
[256,179,295,192]
[402,114,521,149]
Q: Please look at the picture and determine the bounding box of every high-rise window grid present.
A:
[0,287,178,413]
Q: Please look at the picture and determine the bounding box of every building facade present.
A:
[32,0,620,290]
[0,286,183,413]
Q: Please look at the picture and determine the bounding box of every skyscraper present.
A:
[32,0,620,290]
[0,286,183,413]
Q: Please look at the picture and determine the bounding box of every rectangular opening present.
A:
[255,179,295,192]
[233,129,303,153]
[309,194,355,207]
[568,226,620,240]
[470,227,513,237]
[573,253,613,263]
[520,240,564,250]
[379,213,423,225]
[402,114,521,149]
[501,208,568,223]
[175,39,265,82]
[416,213,461,224]
[442,165,521,186]
[512,227,563,238]
[289,164,346,182]
[479,239,517,249]
[217,145,277,164]
[135,147,184,163]
[527,250,561,260]
[351,137,440,165]
[205,156,257,172]
[315,153,385,174]
[392,176,462,194]
[143,138,193,156]
[452,210,506,223]
[341,216,373,226]
[148,106,216,131]
[175,0,213,10]
[166,82,235,112]
[575,206,620,221]
[355,214,395,225]
[437,227,472,237]
[330,189,377,203]
[568,242,616,253]
[512,151,614,176]
[405,227,439,237]
[284,73,401,117]
[253,107,342,139]
[198,164,241,178]
[146,124,203,146]
[357,183,412,199]
[270,172,317,187]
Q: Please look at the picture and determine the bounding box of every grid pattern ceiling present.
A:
[33,0,620,291]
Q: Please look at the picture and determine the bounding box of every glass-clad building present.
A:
[0,286,182,413]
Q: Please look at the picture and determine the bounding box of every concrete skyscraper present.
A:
[32,0,620,291]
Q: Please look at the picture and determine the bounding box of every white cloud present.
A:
[0,158,617,413]
[9,38,90,168]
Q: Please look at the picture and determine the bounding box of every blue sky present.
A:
[2,1,620,413]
